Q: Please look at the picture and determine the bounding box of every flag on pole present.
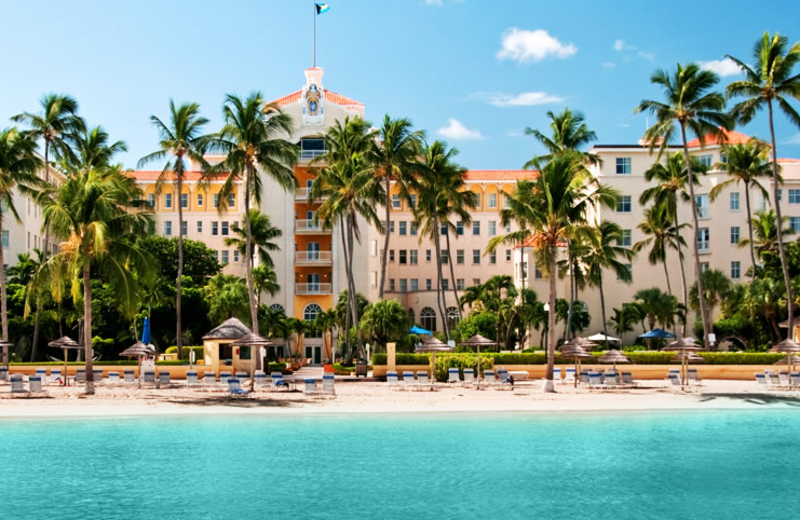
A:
[315,3,330,14]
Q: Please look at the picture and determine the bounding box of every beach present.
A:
[1,379,798,418]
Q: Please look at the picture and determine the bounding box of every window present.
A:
[420,307,436,332]
[698,155,713,168]
[197,221,203,234]
[447,307,460,329]
[619,229,632,247]
[410,250,418,264]
[472,221,481,235]
[221,222,229,236]
[213,194,219,208]
[426,279,432,291]
[534,265,543,279]
[617,264,633,281]
[303,303,323,322]
[472,278,480,286]
[790,217,800,232]
[399,221,407,235]
[181,221,187,236]
[165,221,172,236]
[147,194,155,208]
[399,250,407,264]
[616,195,632,213]
[197,193,203,206]
[180,194,188,209]
[506,250,511,261]
[701,262,710,273]
[456,221,464,235]
[440,223,447,235]
[489,251,496,264]
[730,192,740,210]
[779,189,783,202]
[503,194,511,209]
[392,194,401,209]
[221,250,229,264]
[212,222,219,236]
[790,189,800,204]
[731,261,741,280]
[457,279,465,290]
[370,271,378,287]
[228,194,235,208]
[389,279,395,292]
[409,195,417,208]
[426,250,431,262]
[390,221,395,234]
[473,249,481,264]
[457,250,465,264]
[410,222,418,235]
[442,279,449,290]
[441,250,449,264]
[1,230,8,248]
[730,227,740,245]
[488,193,497,208]
[472,192,481,208]
[164,193,173,209]
[390,250,395,262]
[695,194,709,218]
[489,221,496,236]
[269,303,285,314]
[234,250,239,263]
[697,228,710,252]
[616,157,631,175]
[410,279,418,291]
[400,279,407,293]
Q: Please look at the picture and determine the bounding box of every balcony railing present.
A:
[295,251,332,263]
[295,188,327,201]
[296,219,330,233]
[296,283,332,294]
[299,150,326,161]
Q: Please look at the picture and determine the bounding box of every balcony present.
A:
[296,283,332,295]
[295,251,332,265]
[299,150,326,161]
[295,188,327,201]
[296,219,331,234]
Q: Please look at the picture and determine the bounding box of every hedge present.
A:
[164,346,205,358]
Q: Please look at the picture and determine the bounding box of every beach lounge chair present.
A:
[579,371,590,386]
[791,372,800,388]
[666,373,683,390]
[10,374,27,396]
[186,371,200,387]
[779,371,790,386]
[553,367,562,383]
[463,369,475,387]
[202,371,216,389]
[622,372,635,386]
[29,375,46,396]
[270,371,291,390]
[483,370,498,387]
[254,371,269,390]
[604,371,620,387]
[49,370,63,385]
[235,371,248,379]
[108,372,121,384]
[123,370,136,385]
[386,370,400,389]
[402,371,417,391]
[158,372,171,387]
[767,371,782,388]
[35,368,47,383]
[227,378,250,398]
[448,368,460,384]
[219,371,233,386]
[321,374,335,396]
[564,368,576,384]
[143,371,156,385]
[303,378,321,395]
[0,367,7,382]
[755,373,769,388]
[588,372,604,390]
[688,369,703,386]
[92,369,104,384]
[496,369,514,390]
[74,369,86,384]
[417,371,432,391]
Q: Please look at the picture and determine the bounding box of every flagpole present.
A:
[313,2,316,67]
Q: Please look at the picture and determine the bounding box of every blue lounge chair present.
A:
[186,371,200,387]
[227,378,250,398]
[322,374,335,396]
[447,368,460,384]
[0,367,8,382]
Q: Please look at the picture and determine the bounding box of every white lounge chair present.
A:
[779,371,791,386]
[143,371,156,385]
[604,371,620,387]
[0,367,8,382]
[92,369,104,384]
[447,368,460,384]
[417,371,432,390]
[35,368,47,383]
[10,374,27,396]
[564,368,576,384]
[186,371,200,387]
[791,372,800,388]
[462,369,475,387]
[29,375,46,396]
[74,369,86,384]
[667,373,683,390]
[588,372,604,390]
[553,367,562,383]
[227,377,250,398]
[108,372,121,384]
[158,372,171,387]
[622,372,635,386]
[767,371,782,388]
[386,371,401,390]
[270,372,291,391]
[402,371,417,391]
[688,369,703,386]
[755,373,769,388]
[321,374,335,396]
[235,371,248,380]
[483,370,498,387]
[123,370,136,385]
[303,378,321,395]
[49,369,63,385]
[202,371,216,389]
[254,371,269,390]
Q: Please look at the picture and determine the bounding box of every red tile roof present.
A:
[778,158,800,164]
[268,89,364,108]
[686,128,752,148]
[127,171,234,182]
[465,170,538,181]
[269,90,303,107]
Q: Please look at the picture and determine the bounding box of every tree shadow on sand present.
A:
[697,393,800,407]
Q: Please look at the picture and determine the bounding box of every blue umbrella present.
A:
[409,325,432,336]
[142,317,152,345]
[639,328,676,339]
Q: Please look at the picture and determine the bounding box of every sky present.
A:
[2,0,800,170]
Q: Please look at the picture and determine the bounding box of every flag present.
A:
[315,3,329,14]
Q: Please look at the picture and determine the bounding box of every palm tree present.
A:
[690,269,732,329]
[608,307,635,337]
[523,108,600,166]
[634,287,683,348]
[138,100,211,360]
[361,298,410,347]
[209,93,299,339]
[371,116,424,299]
[634,204,688,296]
[36,166,152,394]
[312,307,338,363]
[252,264,280,308]
[226,209,282,267]
[487,152,617,392]
[70,126,127,172]
[205,273,250,323]
[710,139,774,270]
[727,32,800,334]
[635,63,732,346]
[583,221,635,344]
[312,117,382,358]
[13,249,46,361]
[0,128,42,367]
[743,276,786,341]
[739,210,796,258]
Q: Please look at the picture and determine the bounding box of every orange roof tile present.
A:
[465,170,538,181]
[269,90,303,107]
[778,158,800,164]
[127,171,234,182]
[686,128,752,148]
[268,89,363,108]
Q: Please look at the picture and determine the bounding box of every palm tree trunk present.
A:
[599,272,610,345]
[544,245,557,393]
[432,217,449,341]
[244,164,259,336]
[0,216,8,368]
[83,265,95,395]
[30,301,41,362]
[347,217,363,358]
[673,208,689,337]
[663,256,673,297]
[176,175,184,361]
[744,180,758,271]
[768,100,794,339]
[681,124,711,347]
[445,230,461,320]
[340,219,351,358]
[565,250,575,340]
[379,178,391,299]
[42,140,51,261]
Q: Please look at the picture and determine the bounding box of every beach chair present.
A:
[604,371,620,387]
[10,374,27,396]
[158,372,172,387]
[227,378,250,398]
[108,372,121,384]
[496,369,514,390]
[417,371,432,391]
[254,371,269,390]
[564,368,576,385]
[667,373,683,390]
[35,368,47,383]
[688,369,703,386]
[402,371,417,391]
[49,369,63,385]
[664,369,680,387]
[791,372,800,388]
[779,371,790,386]
[235,371,248,380]
[767,371,782,388]
[143,371,156,385]
[74,369,86,384]
[0,367,8,383]
[29,376,47,396]
[303,378,321,395]
[553,367,562,384]
[186,371,200,387]
[447,368,460,384]
[755,373,769,388]
[123,370,136,385]
[579,371,590,386]
[270,372,291,391]
[321,374,335,396]
[92,369,104,384]
[622,372,635,386]
[483,370,498,388]
[386,370,400,388]
[462,369,475,387]
[219,371,233,386]
[588,372,604,390]
[202,371,216,389]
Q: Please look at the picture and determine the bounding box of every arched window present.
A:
[407,308,415,324]
[269,303,285,315]
[447,307,460,330]
[303,303,323,322]
[420,307,436,332]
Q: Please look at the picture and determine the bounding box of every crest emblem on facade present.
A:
[302,83,324,126]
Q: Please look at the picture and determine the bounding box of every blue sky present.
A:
[2,0,799,170]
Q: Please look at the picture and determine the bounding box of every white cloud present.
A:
[485,91,564,107]
[697,58,743,77]
[783,133,800,145]
[496,28,578,63]
[602,62,616,69]
[637,51,655,61]
[613,39,625,51]
[506,130,525,137]
[437,119,484,140]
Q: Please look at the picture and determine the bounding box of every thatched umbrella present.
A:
[231,332,275,389]
[120,341,157,387]
[416,336,453,387]
[48,336,81,386]
[597,349,632,370]
[558,343,593,388]
[459,334,497,383]
[774,354,800,366]
[662,338,703,385]
[770,339,800,387]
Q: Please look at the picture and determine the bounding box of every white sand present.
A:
[1,379,798,419]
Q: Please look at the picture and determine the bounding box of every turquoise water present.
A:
[1,410,799,519]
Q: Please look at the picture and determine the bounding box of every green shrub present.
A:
[332,362,353,375]
[164,346,204,359]
[433,354,494,382]
[10,360,138,366]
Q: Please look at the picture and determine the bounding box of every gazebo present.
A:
[48,336,81,386]
[202,318,252,374]
[415,336,454,387]
[459,334,497,382]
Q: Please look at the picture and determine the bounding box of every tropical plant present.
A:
[710,139,774,270]
[360,298,411,347]
[742,276,787,341]
[69,126,127,172]
[633,287,684,347]
[252,264,280,308]
[371,116,424,299]
[0,128,42,367]
[204,274,250,324]
[12,249,46,361]
[635,62,732,347]
[208,92,299,338]
[634,204,688,296]
[727,32,800,334]
[138,100,211,360]
[740,210,796,258]
[226,209,283,268]
[689,269,732,330]
[523,108,600,166]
